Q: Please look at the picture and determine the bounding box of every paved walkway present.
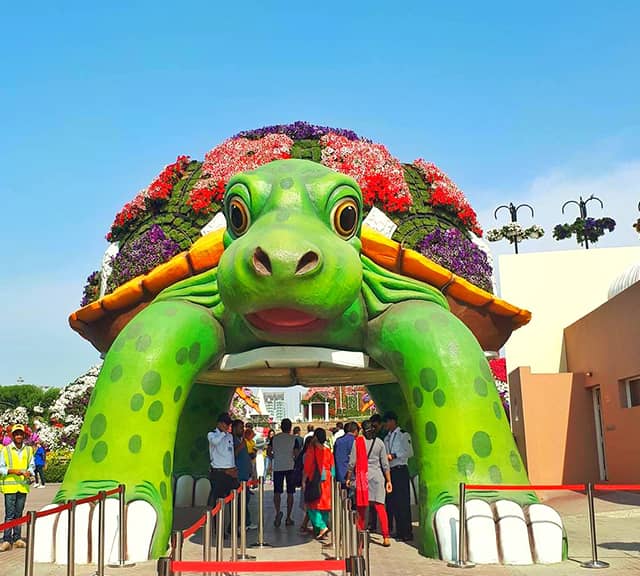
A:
[2,483,639,575]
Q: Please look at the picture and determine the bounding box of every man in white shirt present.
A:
[383,411,414,541]
[271,418,300,527]
[207,412,238,507]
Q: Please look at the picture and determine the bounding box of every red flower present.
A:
[189,135,294,214]
[107,155,191,240]
[489,358,507,382]
[413,159,483,236]
[320,133,412,213]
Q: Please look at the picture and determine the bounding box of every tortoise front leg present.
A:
[56,300,226,558]
[366,300,533,559]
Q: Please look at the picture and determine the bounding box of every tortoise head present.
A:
[217,159,364,343]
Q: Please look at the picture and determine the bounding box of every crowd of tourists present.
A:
[207,410,414,546]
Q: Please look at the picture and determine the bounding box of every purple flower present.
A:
[234,121,360,141]
[418,228,493,293]
[80,271,101,307]
[108,225,181,290]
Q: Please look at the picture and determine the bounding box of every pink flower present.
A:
[320,133,412,213]
[188,135,294,213]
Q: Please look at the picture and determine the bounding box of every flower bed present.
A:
[96,122,491,297]
[419,228,493,292]
[413,159,482,236]
[107,225,181,291]
[107,155,191,242]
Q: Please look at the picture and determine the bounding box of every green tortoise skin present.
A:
[57,159,534,558]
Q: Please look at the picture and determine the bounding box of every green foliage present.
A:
[44,450,73,482]
[114,161,213,249]
[0,385,55,414]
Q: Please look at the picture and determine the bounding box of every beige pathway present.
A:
[1,483,639,575]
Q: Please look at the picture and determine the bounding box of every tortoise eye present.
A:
[228,197,250,236]
[332,198,359,239]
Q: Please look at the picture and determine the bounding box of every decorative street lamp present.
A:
[486,202,544,254]
[553,195,616,250]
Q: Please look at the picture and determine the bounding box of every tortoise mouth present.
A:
[245,308,328,333]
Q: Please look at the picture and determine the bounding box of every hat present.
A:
[382,410,398,422]
[11,424,26,434]
[217,412,232,425]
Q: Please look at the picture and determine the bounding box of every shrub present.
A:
[44,449,73,482]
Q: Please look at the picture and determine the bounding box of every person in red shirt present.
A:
[302,428,333,539]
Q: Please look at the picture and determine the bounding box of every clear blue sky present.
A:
[1,1,639,387]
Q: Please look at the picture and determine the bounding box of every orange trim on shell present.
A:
[360,226,531,328]
[69,225,531,329]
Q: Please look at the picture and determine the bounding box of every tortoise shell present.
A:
[69,226,530,353]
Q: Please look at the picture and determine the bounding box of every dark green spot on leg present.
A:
[414,318,428,332]
[493,401,503,419]
[131,394,144,411]
[129,435,142,453]
[175,348,188,365]
[457,454,475,476]
[160,481,167,500]
[112,338,125,352]
[163,451,172,476]
[110,365,123,382]
[472,431,492,458]
[474,377,488,397]
[433,389,446,407]
[425,421,437,443]
[489,465,503,483]
[413,387,424,408]
[90,414,107,439]
[127,323,144,338]
[173,387,183,402]
[142,371,161,395]
[189,343,201,364]
[136,334,152,352]
[148,401,164,421]
[92,441,108,463]
[510,450,522,472]
[390,350,404,369]
[420,368,438,392]
[78,433,88,451]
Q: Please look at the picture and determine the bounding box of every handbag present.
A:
[303,449,322,503]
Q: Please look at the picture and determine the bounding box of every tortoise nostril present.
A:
[295,251,320,276]
[252,247,272,276]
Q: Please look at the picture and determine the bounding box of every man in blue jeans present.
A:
[0,424,35,551]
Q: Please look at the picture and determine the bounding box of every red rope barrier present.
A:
[466,484,586,491]
[172,559,347,573]
[182,514,207,539]
[594,484,640,491]
[210,502,222,517]
[76,494,102,506]
[35,502,72,519]
[223,492,235,504]
[105,487,122,496]
[0,515,29,531]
